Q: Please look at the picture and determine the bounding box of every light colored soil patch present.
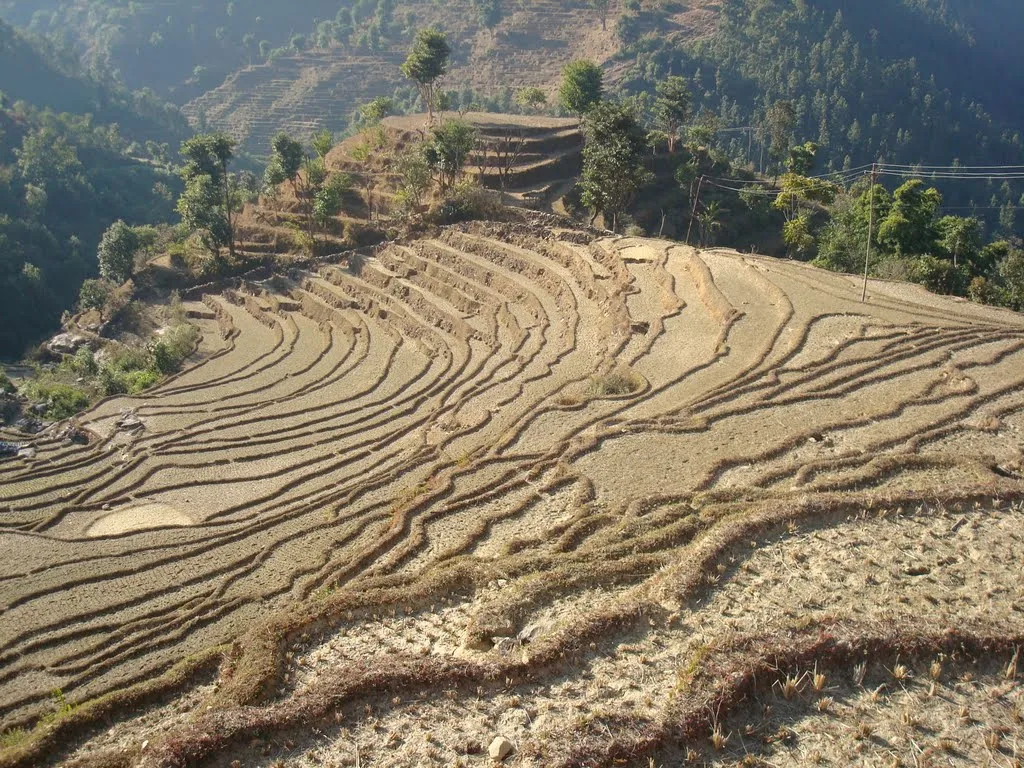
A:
[85,503,193,537]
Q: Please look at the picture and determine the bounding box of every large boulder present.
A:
[46,333,89,356]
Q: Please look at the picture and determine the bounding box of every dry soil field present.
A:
[2,220,1023,767]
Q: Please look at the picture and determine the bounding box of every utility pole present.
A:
[686,175,705,247]
[861,163,878,302]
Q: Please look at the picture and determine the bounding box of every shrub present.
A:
[98,367,128,396]
[65,348,98,377]
[587,367,643,397]
[124,369,161,394]
[0,370,15,394]
[107,345,151,373]
[41,384,90,419]
[430,181,505,224]
[152,322,199,374]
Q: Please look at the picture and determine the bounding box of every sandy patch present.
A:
[86,502,193,537]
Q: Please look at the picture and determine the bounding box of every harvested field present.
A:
[1,220,1024,767]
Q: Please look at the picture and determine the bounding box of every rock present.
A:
[517,623,546,644]
[0,441,21,459]
[56,423,89,445]
[46,333,89,356]
[13,418,43,434]
[17,446,36,460]
[488,736,513,761]
[493,636,518,654]
[115,408,145,432]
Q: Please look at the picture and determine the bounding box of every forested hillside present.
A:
[0,19,182,357]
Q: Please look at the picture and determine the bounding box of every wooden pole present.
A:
[685,175,705,247]
[861,164,878,303]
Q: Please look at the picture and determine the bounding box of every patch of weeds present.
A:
[21,381,90,420]
[0,369,16,394]
[0,727,28,749]
[587,366,643,398]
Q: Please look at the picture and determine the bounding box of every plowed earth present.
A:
[1,221,1023,767]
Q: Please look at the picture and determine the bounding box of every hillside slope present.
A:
[1,221,1023,766]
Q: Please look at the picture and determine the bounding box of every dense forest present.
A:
[617,0,1024,219]
[0,19,183,357]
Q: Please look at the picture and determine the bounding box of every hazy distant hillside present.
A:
[0,18,191,144]
[0,19,180,356]
[0,0,366,101]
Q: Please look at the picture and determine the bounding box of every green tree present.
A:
[936,215,983,268]
[579,100,653,232]
[589,0,611,30]
[360,96,395,125]
[653,76,691,153]
[424,119,477,192]
[400,28,451,122]
[764,100,797,173]
[877,179,942,257]
[97,220,139,284]
[471,0,502,32]
[998,247,1024,310]
[176,175,231,257]
[179,133,237,259]
[311,129,335,161]
[786,141,819,176]
[559,60,604,116]
[514,87,547,114]
[313,173,350,229]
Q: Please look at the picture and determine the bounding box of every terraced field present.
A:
[2,220,1024,767]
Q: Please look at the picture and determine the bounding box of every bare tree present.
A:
[475,127,525,192]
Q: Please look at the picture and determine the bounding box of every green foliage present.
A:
[393,146,432,213]
[78,278,114,311]
[359,97,395,125]
[514,87,547,113]
[177,132,237,259]
[998,247,1024,311]
[877,180,943,258]
[786,142,818,176]
[97,220,140,284]
[559,60,604,116]
[580,100,653,231]
[27,382,89,420]
[313,173,350,226]
[424,119,478,192]
[268,132,305,184]
[471,0,503,31]
[653,76,691,152]
[175,175,230,257]
[0,24,181,357]
[0,369,15,394]
[400,28,451,119]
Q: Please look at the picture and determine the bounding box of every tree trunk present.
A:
[222,159,235,260]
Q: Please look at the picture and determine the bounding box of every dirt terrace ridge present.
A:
[1,221,1023,766]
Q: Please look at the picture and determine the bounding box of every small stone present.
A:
[517,623,545,644]
[141,740,149,751]
[488,736,513,760]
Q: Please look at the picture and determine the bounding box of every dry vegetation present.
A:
[1,219,1023,767]
[180,0,718,154]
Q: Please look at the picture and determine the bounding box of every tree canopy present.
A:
[401,28,451,121]
[559,60,604,116]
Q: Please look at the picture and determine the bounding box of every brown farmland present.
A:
[2,221,1023,766]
